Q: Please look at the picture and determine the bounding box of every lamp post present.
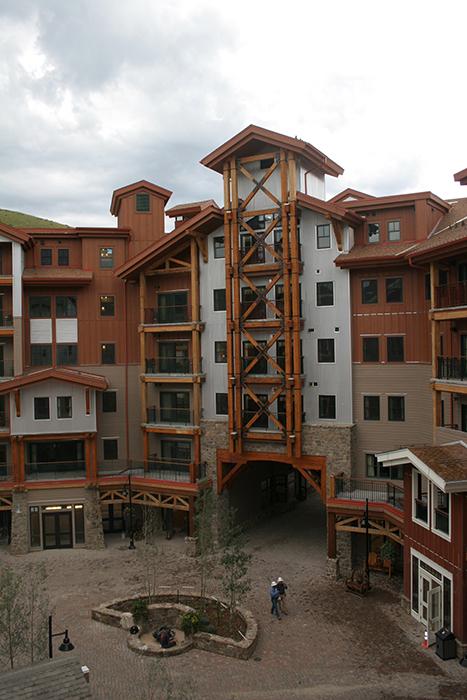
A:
[120,466,135,550]
[364,498,370,586]
[48,615,74,659]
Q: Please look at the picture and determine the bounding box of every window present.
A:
[103,438,118,460]
[388,396,405,421]
[136,193,150,212]
[260,157,274,169]
[386,277,403,303]
[213,289,226,311]
[57,344,78,366]
[432,485,450,537]
[319,395,336,419]
[387,336,404,362]
[58,249,69,266]
[368,222,380,243]
[316,224,331,249]
[102,391,117,413]
[243,394,268,429]
[366,454,403,479]
[161,439,191,462]
[40,248,52,265]
[31,344,52,366]
[29,296,51,318]
[243,340,267,374]
[275,284,284,313]
[157,291,188,323]
[214,236,225,259]
[363,395,380,420]
[316,281,334,307]
[317,338,335,363]
[241,285,266,319]
[100,295,115,317]
[362,337,379,362]
[34,397,50,420]
[413,470,429,524]
[101,343,116,364]
[56,296,77,318]
[216,393,228,415]
[57,396,72,419]
[160,391,190,423]
[215,341,227,363]
[361,279,378,304]
[99,247,114,269]
[388,220,401,241]
[29,506,41,548]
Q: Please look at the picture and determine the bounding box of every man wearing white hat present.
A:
[270,581,281,619]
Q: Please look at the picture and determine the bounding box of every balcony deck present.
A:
[328,476,404,523]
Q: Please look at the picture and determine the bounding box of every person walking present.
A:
[270,581,281,619]
[276,576,288,615]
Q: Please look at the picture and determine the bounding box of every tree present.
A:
[22,563,49,664]
[0,566,26,669]
[217,502,252,617]
[194,488,216,600]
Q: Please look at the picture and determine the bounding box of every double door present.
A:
[42,511,73,549]
[419,571,442,632]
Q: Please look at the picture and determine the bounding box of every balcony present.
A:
[333,476,404,512]
[0,463,11,481]
[144,306,191,325]
[98,459,207,483]
[437,356,467,382]
[240,245,266,265]
[146,406,193,426]
[435,281,467,309]
[25,460,86,481]
[145,357,194,375]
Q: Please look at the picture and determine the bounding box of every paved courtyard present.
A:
[1,493,467,699]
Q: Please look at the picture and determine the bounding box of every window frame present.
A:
[40,248,52,266]
[135,192,150,212]
[213,288,226,311]
[56,344,78,366]
[34,396,50,421]
[215,393,228,415]
[100,295,115,317]
[316,223,331,250]
[362,336,379,362]
[363,395,380,421]
[30,344,52,367]
[316,281,334,307]
[317,338,335,364]
[29,296,51,319]
[99,247,114,269]
[361,279,378,304]
[57,248,69,266]
[385,277,403,304]
[388,395,405,422]
[213,236,225,259]
[431,484,451,541]
[412,469,430,530]
[368,222,380,244]
[102,391,117,413]
[102,438,119,461]
[101,343,116,365]
[388,220,401,241]
[56,296,77,319]
[387,335,405,362]
[214,341,227,363]
[57,396,72,420]
[318,395,336,420]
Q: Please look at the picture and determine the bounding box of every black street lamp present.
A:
[48,615,74,659]
[121,467,135,550]
[360,498,371,588]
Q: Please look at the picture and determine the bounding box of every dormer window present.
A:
[136,193,150,212]
[368,223,380,244]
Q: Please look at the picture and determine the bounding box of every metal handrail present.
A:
[437,356,467,381]
[146,406,193,425]
[334,476,404,511]
[144,305,191,324]
[145,357,193,374]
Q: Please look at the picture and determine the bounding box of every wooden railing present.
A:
[435,281,467,308]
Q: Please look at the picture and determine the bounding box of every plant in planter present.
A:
[380,540,397,565]
[180,610,200,636]
[132,599,149,627]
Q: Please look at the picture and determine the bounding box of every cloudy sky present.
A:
[1,0,466,227]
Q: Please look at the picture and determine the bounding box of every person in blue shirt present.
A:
[270,580,281,619]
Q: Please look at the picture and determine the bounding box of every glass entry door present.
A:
[42,511,73,549]
[419,571,442,632]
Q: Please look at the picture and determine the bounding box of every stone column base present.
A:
[9,491,29,555]
[326,557,339,579]
[84,486,105,550]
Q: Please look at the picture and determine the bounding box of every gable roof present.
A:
[342,191,449,212]
[328,188,374,204]
[408,198,467,262]
[296,192,363,226]
[454,167,467,185]
[110,180,172,215]
[166,199,218,218]
[0,657,91,700]
[200,124,344,177]
[377,442,467,493]
[0,367,108,394]
[115,204,223,280]
[0,221,33,247]
[335,240,417,268]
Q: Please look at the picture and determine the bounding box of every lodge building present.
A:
[0,126,466,655]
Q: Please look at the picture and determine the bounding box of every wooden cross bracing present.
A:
[99,488,190,512]
[224,149,302,456]
[335,514,403,545]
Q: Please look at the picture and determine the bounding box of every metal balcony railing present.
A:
[98,458,207,483]
[334,476,404,512]
[437,356,467,381]
[25,460,86,480]
[146,406,193,425]
[144,306,191,324]
[0,463,11,481]
[435,281,467,308]
[145,357,193,374]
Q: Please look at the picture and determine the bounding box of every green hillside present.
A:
[0,208,70,229]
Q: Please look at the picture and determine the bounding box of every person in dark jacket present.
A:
[270,581,281,619]
[276,576,288,614]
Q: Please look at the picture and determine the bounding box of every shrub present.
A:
[180,610,200,635]
[132,599,149,625]
[380,540,397,564]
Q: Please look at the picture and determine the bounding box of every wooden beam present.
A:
[14,390,20,417]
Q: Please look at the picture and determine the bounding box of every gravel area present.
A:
[1,492,466,699]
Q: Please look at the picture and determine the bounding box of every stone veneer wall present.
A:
[200,419,229,492]
[10,491,29,555]
[84,485,105,550]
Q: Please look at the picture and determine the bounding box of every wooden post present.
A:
[280,150,294,457]
[85,435,91,480]
[139,271,147,426]
[224,162,236,452]
[288,153,302,457]
[430,263,441,438]
[17,436,25,483]
[231,156,243,453]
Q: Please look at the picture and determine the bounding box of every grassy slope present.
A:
[0,208,70,229]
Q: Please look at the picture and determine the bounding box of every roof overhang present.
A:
[115,205,223,280]
[343,191,450,213]
[296,192,363,226]
[454,168,467,186]
[0,368,109,393]
[200,124,344,177]
[376,446,467,493]
[22,269,94,286]
[110,180,172,216]
[0,222,33,248]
